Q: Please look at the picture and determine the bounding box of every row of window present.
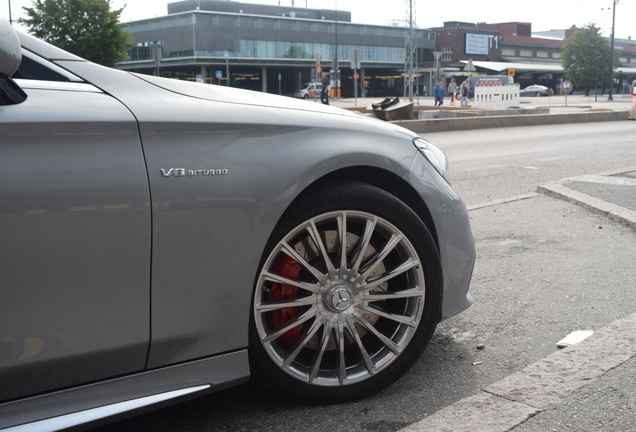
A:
[126,13,418,42]
[502,48,561,59]
[127,40,405,63]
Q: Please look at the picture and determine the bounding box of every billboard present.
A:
[465,33,489,55]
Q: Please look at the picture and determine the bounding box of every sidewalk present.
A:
[330,93,634,113]
[327,94,633,132]
[397,166,636,432]
[399,312,636,432]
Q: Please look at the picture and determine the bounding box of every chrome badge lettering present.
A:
[160,168,228,177]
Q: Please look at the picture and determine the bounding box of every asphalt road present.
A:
[93,121,636,432]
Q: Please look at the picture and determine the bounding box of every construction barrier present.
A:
[473,83,520,108]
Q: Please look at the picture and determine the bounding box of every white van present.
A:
[294,82,322,99]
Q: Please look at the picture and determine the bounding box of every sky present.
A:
[2,0,634,40]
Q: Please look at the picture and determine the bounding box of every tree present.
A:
[561,24,619,96]
[19,0,133,67]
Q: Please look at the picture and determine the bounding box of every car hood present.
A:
[133,73,350,116]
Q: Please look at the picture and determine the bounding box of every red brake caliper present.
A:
[269,253,301,346]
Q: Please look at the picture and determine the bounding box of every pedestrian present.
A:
[434,80,445,106]
[460,81,469,108]
[321,73,330,105]
[448,78,457,107]
[630,79,636,120]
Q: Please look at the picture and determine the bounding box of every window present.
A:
[13,56,69,82]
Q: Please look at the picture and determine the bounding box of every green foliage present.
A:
[19,0,133,67]
[561,24,619,94]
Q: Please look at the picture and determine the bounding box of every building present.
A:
[119,0,434,97]
[119,2,636,96]
[428,21,636,93]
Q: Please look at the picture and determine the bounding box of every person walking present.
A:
[460,81,469,108]
[448,78,457,107]
[434,80,445,106]
[320,73,330,105]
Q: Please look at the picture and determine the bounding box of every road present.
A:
[94,121,636,432]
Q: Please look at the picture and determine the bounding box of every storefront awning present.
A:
[460,60,563,74]
[460,60,636,76]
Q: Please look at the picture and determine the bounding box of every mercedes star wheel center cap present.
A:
[328,286,353,311]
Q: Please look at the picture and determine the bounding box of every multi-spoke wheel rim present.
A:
[254,210,426,387]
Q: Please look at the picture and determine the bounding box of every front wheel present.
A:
[249,183,441,402]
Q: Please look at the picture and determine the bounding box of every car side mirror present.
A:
[0,16,27,105]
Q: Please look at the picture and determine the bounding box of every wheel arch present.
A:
[294,166,441,253]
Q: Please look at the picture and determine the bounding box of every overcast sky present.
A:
[2,0,634,40]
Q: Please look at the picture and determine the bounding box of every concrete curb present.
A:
[537,182,636,230]
[391,110,628,133]
[398,311,636,432]
[536,166,636,231]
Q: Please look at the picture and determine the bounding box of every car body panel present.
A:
[52,58,421,368]
[0,351,249,430]
[0,88,151,401]
[406,153,475,319]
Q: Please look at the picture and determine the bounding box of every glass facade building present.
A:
[118,0,434,97]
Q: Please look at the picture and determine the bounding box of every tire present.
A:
[249,182,442,403]
[536,92,542,97]
[303,94,309,99]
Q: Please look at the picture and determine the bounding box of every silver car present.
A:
[519,84,553,97]
[0,18,474,431]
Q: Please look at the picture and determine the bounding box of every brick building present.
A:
[428,21,636,93]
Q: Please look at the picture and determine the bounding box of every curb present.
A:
[536,166,636,231]
[398,311,636,432]
[391,110,628,133]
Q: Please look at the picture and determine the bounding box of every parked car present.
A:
[520,84,554,97]
[294,81,321,98]
[0,18,475,431]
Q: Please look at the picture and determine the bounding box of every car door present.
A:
[0,52,151,402]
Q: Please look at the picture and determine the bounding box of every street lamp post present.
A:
[8,0,12,25]
[334,2,338,100]
[608,0,618,101]
[224,51,230,87]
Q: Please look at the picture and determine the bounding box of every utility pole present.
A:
[334,2,339,99]
[608,0,618,101]
[404,0,417,102]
